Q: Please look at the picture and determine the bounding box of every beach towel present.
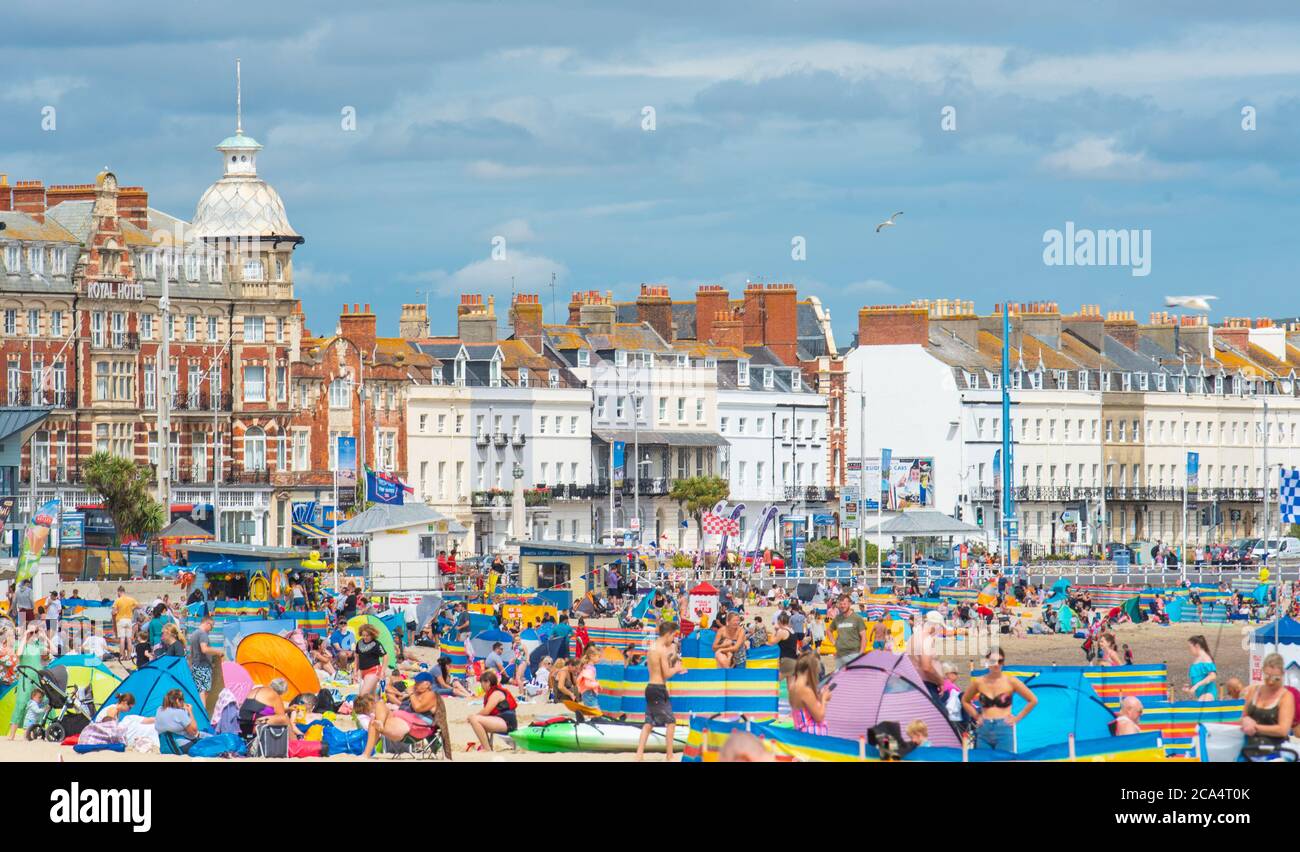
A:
[188,733,247,758]
[72,742,126,754]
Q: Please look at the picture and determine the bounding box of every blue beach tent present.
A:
[98,657,210,728]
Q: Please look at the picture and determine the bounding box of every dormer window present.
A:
[791,370,801,391]
[737,361,750,387]
[1137,372,1149,391]
[140,253,156,278]
[208,255,224,281]
[964,371,977,389]
[549,369,560,387]
[4,244,20,273]
[518,367,529,388]
[990,373,1001,390]
[703,358,717,369]
[490,357,502,387]
[1077,370,1088,390]
[614,350,627,367]
[1101,372,1111,391]
[1121,373,1131,392]
[763,368,774,389]
[676,354,688,367]
[1011,371,1023,390]
[51,247,67,275]
[1055,370,1068,389]
[243,259,263,280]
[1029,370,1043,390]
[576,349,590,367]
[454,357,467,386]
[1156,373,1167,391]
[28,247,44,275]
[1174,375,1185,393]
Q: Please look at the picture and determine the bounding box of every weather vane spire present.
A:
[236,57,242,135]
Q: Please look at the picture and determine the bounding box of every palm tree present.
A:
[81,452,166,545]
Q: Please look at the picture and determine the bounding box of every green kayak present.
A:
[510,719,689,753]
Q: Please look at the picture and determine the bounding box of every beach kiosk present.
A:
[181,541,310,602]
[508,540,626,611]
[688,581,720,629]
[332,503,468,592]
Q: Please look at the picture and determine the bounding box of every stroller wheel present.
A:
[45,722,66,743]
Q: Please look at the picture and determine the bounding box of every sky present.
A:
[5,1,1300,345]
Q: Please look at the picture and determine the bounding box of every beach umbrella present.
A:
[95,657,209,728]
[235,633,319,702]
[347,614,395,661]
[222,661,254,705]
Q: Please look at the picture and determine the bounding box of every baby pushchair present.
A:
[21,665,96,743]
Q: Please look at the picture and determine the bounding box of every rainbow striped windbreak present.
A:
[1134,701,1244,759]
[439,639,469,677]
[681,717,1169,762]
[595,652,779,723]
[975,664,1170,706]
[211,600,272,617]
[571,626,655,655]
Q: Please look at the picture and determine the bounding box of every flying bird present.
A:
[875,211,904,233]
[1164,295,1217,312]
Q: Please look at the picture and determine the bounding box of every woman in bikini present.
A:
[712,611,747,669]
[787,652,831,735]
[961,648,1037,751]
[1098,633,1124,667]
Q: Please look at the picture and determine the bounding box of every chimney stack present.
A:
[12,180,45,223]
[576,290,616,336]
[711,308,744,349]
[339,303,378,354]
[857,304,930,347]
[1062,304,1104,350]
[742,282,800,364]
[457,294,497,343]
[510,293,546,354]
[399,303,429,340]
[0,174,10,212]
[694,284,730,344]
[1103,310,1139,351]
[915,299,978,348]
[635,283,674,343]
[117,186,149,230]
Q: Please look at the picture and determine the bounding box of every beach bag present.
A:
[252,724,290,758]
[288,739,324,758]
[188,733,248,758]
[321,724,367,756]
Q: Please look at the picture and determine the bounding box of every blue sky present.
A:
[5,1,1300,343]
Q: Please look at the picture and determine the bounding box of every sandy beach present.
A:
[0,612,1256,763]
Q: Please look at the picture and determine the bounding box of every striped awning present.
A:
[292,522,330,539]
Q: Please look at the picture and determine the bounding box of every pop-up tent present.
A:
[469,628,514,659]
[1251,616,1300,688]
[235,633,320,701]
[347,614,395,662]
[96,657,209,728]
[1011,670,1115,753]
[820,651,961,747]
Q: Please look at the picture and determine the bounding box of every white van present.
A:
[1251,537,1300,561]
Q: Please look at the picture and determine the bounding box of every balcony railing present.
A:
[492,432,509,447]
[511,433,527,447]
[225,466,270,485]
[475,433,491,447]
[784,486,838,502]
[979,485,1267,504]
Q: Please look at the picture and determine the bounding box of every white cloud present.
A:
[843,279,898,296]
[2,75,88,103]
[404,250,569,298]
[487,218,538,243]
[293,263,352,290]
[467,160,590,180]
[1039,136,1191,180]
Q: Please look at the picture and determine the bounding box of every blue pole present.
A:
[1001,306,1014,566]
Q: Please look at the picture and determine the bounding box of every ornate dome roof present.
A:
[191,130,300,241]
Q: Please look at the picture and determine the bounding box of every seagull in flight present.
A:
[875,211,904,233]
[1164,295,1217,312]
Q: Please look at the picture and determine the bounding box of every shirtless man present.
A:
[636,621,687,761]
[712,611,747,669]
[909,611,945,697]
[872,617,890,651]
[1112,696,1143,736]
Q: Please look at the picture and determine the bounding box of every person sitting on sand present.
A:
[466,671,518,752]
[1222,677,1246,700]
[360,672,452,759]
[552,657,579,704]
[718,730,774,762]
[238,678,299,739]
[713,611,747,669]
[525,656,552,700]
[433,656,472,698]
[1112,696,1144,736]
[906,719,931,748]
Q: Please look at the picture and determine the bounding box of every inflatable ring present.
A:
[270,568,284,599]
[249,572,270,601]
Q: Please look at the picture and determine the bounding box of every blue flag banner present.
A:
[1280,468,1300,524]
[366,466,412,505]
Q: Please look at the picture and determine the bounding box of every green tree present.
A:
[668,476,730,545]
[81,452,166,544]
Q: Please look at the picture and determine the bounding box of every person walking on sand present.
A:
[636,621,687,761]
